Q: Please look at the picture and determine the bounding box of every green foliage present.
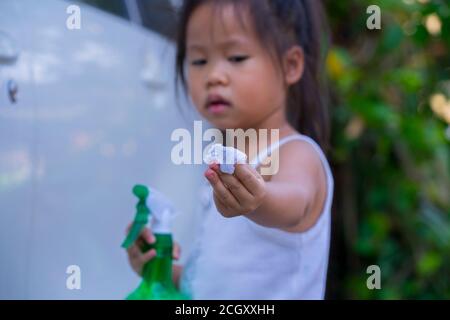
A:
[324,0,450,299]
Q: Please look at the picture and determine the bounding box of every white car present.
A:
[0,0,203,299]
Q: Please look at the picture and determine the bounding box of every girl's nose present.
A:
[206,64,229,88]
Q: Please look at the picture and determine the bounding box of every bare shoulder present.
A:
[272,137,325,183]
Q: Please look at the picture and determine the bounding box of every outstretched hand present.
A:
[204,163,266,217]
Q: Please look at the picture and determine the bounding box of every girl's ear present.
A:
[282,46,304,86]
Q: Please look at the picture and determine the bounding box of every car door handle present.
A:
[7,79,18,104]
[0,31,19,65]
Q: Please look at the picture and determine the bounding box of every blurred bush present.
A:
[324,0,450,299]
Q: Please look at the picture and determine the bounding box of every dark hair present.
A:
[174,0,330,151]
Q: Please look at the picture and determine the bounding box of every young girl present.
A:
[126,0,333,299]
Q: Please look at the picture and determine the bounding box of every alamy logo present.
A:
[366,5,381,30]
[366,265,381,290]
[171,121,280,175]
[66,265,81,290]
[66,5,81,30]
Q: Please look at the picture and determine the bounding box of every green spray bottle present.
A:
[122,185,189,300]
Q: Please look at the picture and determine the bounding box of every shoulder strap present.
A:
[249,134,304,169]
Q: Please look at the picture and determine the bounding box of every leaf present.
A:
[417,251,442,276]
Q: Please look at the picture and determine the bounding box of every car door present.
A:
[0,0,37,299]
[1,0,203,299]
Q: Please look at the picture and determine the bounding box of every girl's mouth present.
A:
[206,95,232,115]
[207,102,231,115]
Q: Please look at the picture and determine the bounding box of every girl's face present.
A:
[186,3,288,130]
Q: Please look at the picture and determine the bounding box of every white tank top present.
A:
[179,134,334,299]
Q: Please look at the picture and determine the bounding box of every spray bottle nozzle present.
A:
[147,189,177,235]
[152,208,175,235]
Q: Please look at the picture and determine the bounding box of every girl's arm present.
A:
[247,141,327,232]
[206,141,327,232]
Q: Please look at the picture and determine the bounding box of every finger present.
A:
[205,169,240,210]
[243,163,262,179]
[213,191,234,216]
[233,164,265,197]
[219,172,254,207]
[140,249,157,264]
[140,228,156,245]
[173,243,181,260]
[208,162,220,171]
[127,244,141,259]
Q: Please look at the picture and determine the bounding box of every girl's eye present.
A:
[191,59,207,66]
[228,56,249,63]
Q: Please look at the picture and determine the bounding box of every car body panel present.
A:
[0,0,203,299]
